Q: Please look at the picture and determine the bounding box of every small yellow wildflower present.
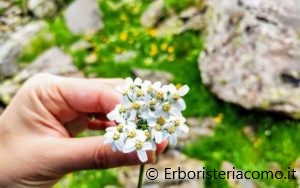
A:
[168,46,175,54]
[115,47,123,53]
[148,28,157,37]
[213,113,224,124]
[85,53,97,64]
[161,43,168,51]
[120,14,128,21]
[150,44,158,56]
[120,32,128,41]
[167,54,174,62]
[144,58,153,66]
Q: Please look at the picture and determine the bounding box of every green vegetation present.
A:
[18,0,300,187]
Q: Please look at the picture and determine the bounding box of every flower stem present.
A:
[137,164,145,188]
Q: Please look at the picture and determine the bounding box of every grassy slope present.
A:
[18,0,300,187]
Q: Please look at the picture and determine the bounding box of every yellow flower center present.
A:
[155,124,162,131]
[135,140,143,149]
[156,91,164,99]
[117,124,123,132]
[157,116,165,125]
[130,84,135,89]
[136,89,144,97]
[172,93,180,100]
[150,99,156,107]
[127,131,136,138]
[122,90,128,96]
[175,119,181,126]
[131,102,140,110]
[144,130,151,140]
[167,125,176,134]
[147,86,153,93]
[113,132,120,140]
[163,103,171,112]
[119,105,126,113]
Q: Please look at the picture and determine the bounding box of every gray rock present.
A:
[28,0,58,18]
[64,0,103,35]
[140,0,164,28]
[157,7,204,37]
[0,47,83,105]
[199,0,300,118]
[70,40,92,52]
[114,51,137,63]
[221,161,257,188]
[0,21,46,78]
[0,41,21,78]
[132,68,173,84]
[118,150,205,188]
[178,117,217,148]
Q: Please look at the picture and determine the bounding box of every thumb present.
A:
[52,137,167,173]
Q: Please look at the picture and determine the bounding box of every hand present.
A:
[0,74,167,188]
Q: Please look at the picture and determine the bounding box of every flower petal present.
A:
[115,140,124,151]
[123,144,135,153]
[143,142,154,150]
[177,98,186,110]
[155,132,163,144]
[169,134,177,146]
[180,124,189,133]
[137,149,148,162]
[178,85,189,96]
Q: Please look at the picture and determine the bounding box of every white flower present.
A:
[104,126,126,151]
[105,77,189,162]
[170,115,189,134]
[123,135,154,162]
[168,84,189,110]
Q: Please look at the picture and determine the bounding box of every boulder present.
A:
[0,21,46,78]
[64,0,103,35]
[28,0,58,18]
[132,68,173,84]
[0,47,83,105]
[140,0,164,28]
[199,0,300,118]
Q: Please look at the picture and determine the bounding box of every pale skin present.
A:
[0,73,167,188]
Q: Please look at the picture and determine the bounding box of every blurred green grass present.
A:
[18,0,300,187]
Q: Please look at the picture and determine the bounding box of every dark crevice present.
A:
[255,16,277,25]
[281,73,300,87]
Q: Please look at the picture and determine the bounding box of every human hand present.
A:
[0,74,167,188]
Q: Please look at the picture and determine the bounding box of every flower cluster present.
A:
[104,77,189,162]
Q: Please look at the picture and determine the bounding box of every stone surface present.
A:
[114,51,137,63]
[0,47,83,104]
[0,21,46,78]
[140,0,164,28]
[132,68,173,84]
[199,0,300,118]
[157,7,204,37]
[221,161,257,188]
[28,0,58,18]
[64,0,103,35]
[118,149,205,188]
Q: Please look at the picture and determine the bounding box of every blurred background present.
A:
[0,0,300,187]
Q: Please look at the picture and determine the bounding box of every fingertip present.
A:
[156,140,168,155]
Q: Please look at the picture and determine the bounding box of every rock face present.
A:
[64,0,103,35]
[0,47,83,104]
[0,21,46,78]
[132,68,173,84]
[199,0,300,118]
[140,0,164,28]
[28,0,58,18]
